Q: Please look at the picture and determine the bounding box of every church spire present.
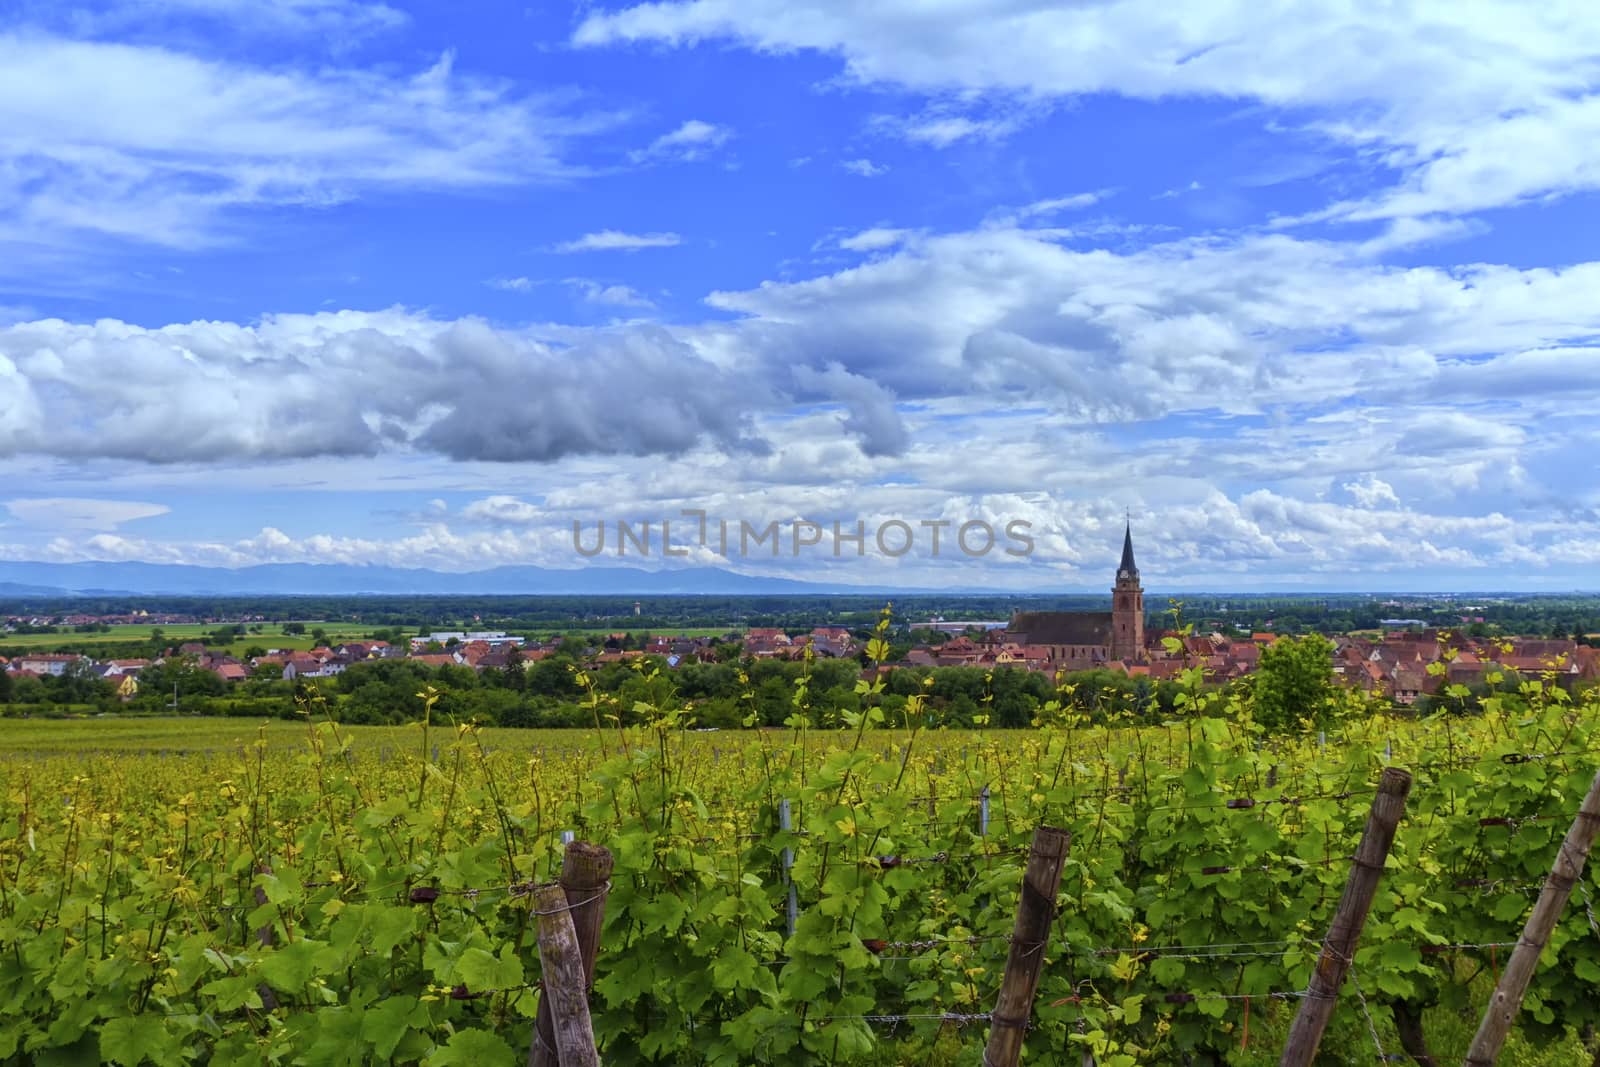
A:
[1117,520,1138,582]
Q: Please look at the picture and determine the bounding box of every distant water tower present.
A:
[634,601,641,617]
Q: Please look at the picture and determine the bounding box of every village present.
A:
[3,618,1594,711]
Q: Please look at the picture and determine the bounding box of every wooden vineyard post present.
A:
[531,883,601,1067]
[779,798,798,938]
[1279,766,1412,1067]
[530,841,613,1067]
[983,825,1071,1067]
[1464,767,1600,1067]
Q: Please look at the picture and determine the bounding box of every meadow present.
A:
[0,668,1597,1065]
[0,622,377,655]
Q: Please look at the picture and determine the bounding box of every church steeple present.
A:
[1111,520,1145,663]
[1117,521,1139,582]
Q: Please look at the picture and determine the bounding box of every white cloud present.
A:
[575,0,1600,219]
[461,495,543,525]
[0,35,612,250]
[565,279,655,308]
[6,496,170,530]
[874,109,1032,147]
[840,158,889,177]
[629,118,732,162]
[1342,475,1401,509]
[838,227,911,252]
[1015,191,1110,219]
[0,309,769,463]
[4,214,1600,581]
[553,230,683,252]
[36,0,408,39]
[486,277,536,292]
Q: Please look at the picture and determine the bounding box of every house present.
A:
[408,653,464,668]
[12,654,83,677]
[282,657,326,681]
[212,663,250,683]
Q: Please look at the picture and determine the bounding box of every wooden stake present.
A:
[531,841,613,1067]
[1464,767,1600,1067]
[531,883,600,1067]
[984,825,1071,1067]
[779,798,798,938]
[1279,766,1412,1067]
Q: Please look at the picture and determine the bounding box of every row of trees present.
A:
[14,633,1499,736]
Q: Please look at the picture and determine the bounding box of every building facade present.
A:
[1005,523,1147,667]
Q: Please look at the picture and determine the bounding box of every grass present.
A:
[0,621,376,653]
[2,622,737,654]
[0,717,612,756]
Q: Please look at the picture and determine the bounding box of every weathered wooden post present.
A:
[779,798,798,938]
[1464,767,1600,1067]
[983,825,1071,1067]
[254,862,279,1011]
[530,841,613,1067]
[1279,766,1411,1067]
[531,883,600,1067]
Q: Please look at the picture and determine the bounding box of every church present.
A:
[1005,523,1147,667]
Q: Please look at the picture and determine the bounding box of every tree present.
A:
[499,648,526,692]
[282,622,306,636]
[1252,634,1336,731]
[0,668,12,704]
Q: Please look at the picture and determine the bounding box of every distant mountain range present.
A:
[0,560,906,597]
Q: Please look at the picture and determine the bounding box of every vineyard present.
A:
[2,658,1600,1065]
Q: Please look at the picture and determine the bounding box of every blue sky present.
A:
[2,0,1599,590]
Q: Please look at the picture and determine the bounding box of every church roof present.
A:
[1118,522,1138,580]
[1007,611,1115,646]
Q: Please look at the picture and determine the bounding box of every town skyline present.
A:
[2,3,1598,590]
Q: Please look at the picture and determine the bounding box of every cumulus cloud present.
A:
[461,495,543,525]
[574,0,1600,219]
[564,279,656,308]
[14,484,1595,588]
[4,212,1600,581]
[629,118,732,162]
[10,222,1595,472]
[1342,475,1401,510]
[0,309,767,463]
[791,362,908,457]
[486,277,536,292]
[840,158,888,177]
[553,230,682,252]
[838,227,912,252]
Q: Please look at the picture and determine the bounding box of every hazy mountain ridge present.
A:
[0,560,902,596]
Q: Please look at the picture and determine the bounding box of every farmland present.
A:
[0,622,376,655]
[0,670,1597,1064]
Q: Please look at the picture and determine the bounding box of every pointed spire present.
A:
[1117,520,1139,581]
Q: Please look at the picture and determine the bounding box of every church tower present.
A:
[1111,522,1145,663]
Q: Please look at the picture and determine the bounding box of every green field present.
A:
[1,622,738,655]
[0,621,377,653]
[1,693,1596,1064]
[0,716,612,756]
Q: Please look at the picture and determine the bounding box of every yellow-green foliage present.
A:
[0,667,1596,1064]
